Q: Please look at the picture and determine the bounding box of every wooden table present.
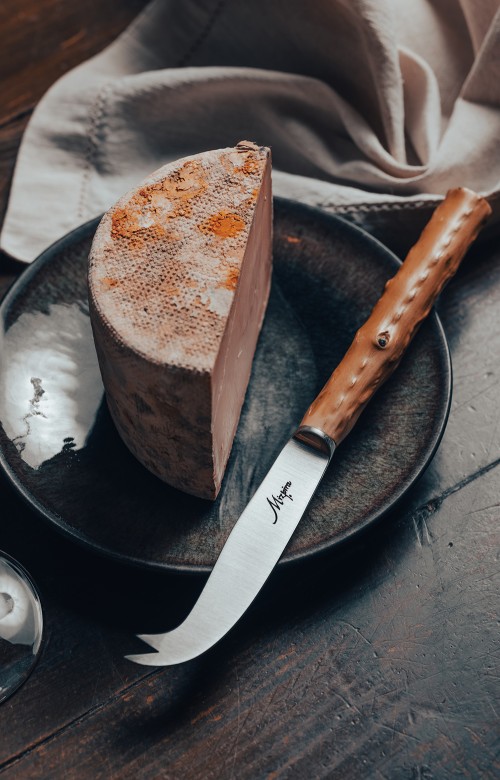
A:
[1,3,499,777]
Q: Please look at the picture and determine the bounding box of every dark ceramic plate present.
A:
[0,199,451,573]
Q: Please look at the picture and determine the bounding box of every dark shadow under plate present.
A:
[0,199,451,573]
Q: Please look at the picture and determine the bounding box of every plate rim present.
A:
[0,199,452,574]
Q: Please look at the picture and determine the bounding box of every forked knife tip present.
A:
[136,632,165,650]
[124,652,161,666]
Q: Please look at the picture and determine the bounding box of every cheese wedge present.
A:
[89,142,272,499]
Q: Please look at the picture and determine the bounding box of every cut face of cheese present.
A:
[88,142,272,500]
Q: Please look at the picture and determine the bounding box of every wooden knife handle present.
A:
[296,188,491,452]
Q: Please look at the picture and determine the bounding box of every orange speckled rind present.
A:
[298,188,491,449]
[90,143,269,372]
[89,142,272,499]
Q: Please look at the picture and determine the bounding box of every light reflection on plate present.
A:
[0,303,103,469]
[0,204,451,572]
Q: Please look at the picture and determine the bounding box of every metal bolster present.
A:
[293,425,336,458]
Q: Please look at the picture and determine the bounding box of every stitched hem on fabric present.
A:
[77,82,115,222]
[175,0,227,68]
[322,189,500,215]
[326,199,437,214]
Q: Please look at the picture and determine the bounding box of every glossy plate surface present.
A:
[0,200,451,573]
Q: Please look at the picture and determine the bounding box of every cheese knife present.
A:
[126,187,491,666]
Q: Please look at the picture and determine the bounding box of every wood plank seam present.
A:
[1,456,499,769]
[0,667,162,772]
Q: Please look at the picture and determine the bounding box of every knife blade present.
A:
[126,437,332,665]
[126,187,491,667]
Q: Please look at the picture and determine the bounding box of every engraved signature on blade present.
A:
[267,481,293,523]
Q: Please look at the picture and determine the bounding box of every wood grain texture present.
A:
[0,428,499,779]
[298,189,491,448]
[0,4,499,778]
[0,220,499,779]
[0,0,149,225]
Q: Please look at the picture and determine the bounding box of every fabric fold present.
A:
[2,0,500,263]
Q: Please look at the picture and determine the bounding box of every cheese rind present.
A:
[88,143,272,499]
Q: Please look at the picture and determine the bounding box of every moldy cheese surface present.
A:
[88,142,272,500]
[91,143,268,370]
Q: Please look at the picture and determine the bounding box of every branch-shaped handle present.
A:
[296,188,491,452]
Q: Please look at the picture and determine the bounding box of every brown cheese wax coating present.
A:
[297,188,492,450]
[89,142,272,500]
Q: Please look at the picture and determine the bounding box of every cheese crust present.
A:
[89,143,272,499]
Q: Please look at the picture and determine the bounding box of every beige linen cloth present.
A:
[2,0,500,263]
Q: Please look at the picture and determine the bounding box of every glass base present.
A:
[0,553,43,705]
